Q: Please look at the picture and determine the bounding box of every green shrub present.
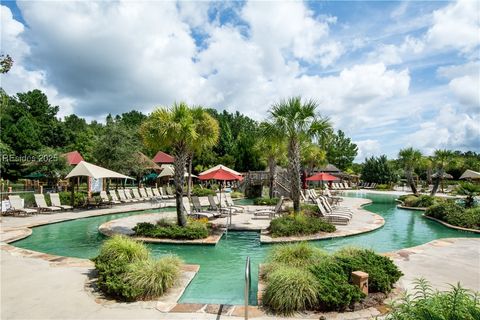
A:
[333,248,403,293]
[58,191,85,207]
[266,242,326,269]
[397,194,411,202]
[375,184,391,190]
[425,202,464,220]
[262,265,320,316]
[387,278,480,320]
[19,192,35,207]
[269,213,336,237]
[230,191,244,198]
[403,195,419,207]
[310,258,364,310]
[133,219,209,240]
[123,255,182,300]
[300,203,320,215]
[443,207,480,230]
[415,195,436,207]
[191,186,216,197]
[93,236,150,300]
[253,197,279,205]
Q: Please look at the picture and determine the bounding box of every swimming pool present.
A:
[12,192,479,305]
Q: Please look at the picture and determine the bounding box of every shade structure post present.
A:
[70,178,74,207]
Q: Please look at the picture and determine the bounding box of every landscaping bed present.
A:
[92,235,184,301]
[133,218,216,240]
[268,213,336,238]
[259,242,403,316]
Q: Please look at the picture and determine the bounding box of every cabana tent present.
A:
[199,164,241,177]
[65,161,134,202]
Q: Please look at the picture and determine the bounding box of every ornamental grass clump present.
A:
[266,242,326,268]
[262,265,319,316]
[93,235,183,301]
[133,218,209,240]
[123,255,182,299]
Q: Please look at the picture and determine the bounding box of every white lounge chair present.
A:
[8,195,37,216]
[315,199,350,225]
[225,193,244,212]
[253,196,284,219]
[117,189,132,203]
[109,190,125,203]
[50,193,74,210]
[182,197,215,219]
[124,189,140,202]
[138,188,151,200]
[34,194,61,212]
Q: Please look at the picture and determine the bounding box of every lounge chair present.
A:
[182,197,215,219]
[218,194,242,214]
[8,195,37,216]
[109,190,125,203]
[324,188,343,204]
[50,193,74,210]
[99,191,118,206]
[160,187,174,199]
[146,187,157,199]
[34,194,61,212]
[117,189,133,203]
[139,188,152,200]
[166,186,175,198]
[318,197,352,217]
[207,195,230,215]
[125,189,142,202]
[315,199,350,225]
[152,188,162,199]
[225,193,244,212]
[253,196,284,219]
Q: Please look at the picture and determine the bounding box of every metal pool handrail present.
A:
[244,256,251,319]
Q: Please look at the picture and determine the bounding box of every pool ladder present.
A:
[244,256,251,319]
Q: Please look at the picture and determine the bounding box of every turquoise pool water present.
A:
[12,193,479,305]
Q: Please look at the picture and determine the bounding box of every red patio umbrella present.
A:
[198,168,243,211]
[306,172,338,181]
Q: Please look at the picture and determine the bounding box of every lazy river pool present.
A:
[12,192,480,305]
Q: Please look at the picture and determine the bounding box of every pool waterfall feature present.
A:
[12,192,480,305]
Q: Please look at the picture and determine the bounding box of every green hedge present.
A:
[269,213,336,237]
[230,191,244,198]
[133,219,209,240]
[93,235,182,301]
[191,186,216,197]
[253,197,279,205]
[261,243,402,315]
[387,278,480,320]
[58,191,86,207]
[402,195,439,208]
[425,202,480,230]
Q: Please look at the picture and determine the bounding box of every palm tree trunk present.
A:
[288,139,301,212]
[187,153,193,201]
[430,169,443,196]
[406,169,417,195]
[268,156,276,199]
[173,145,188,227]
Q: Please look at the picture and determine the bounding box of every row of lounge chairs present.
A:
[104,186,175,205]
[302,189,353,225]
[358,182,377,189]
[4,193,73,216]
[330,182,351,190]
[182,193,245,219]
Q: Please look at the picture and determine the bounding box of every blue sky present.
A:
[1,0,479,161]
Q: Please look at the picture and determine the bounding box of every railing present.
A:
[244,256,251,320]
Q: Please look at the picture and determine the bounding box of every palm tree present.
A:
[186,107,220,200]
[140,103,219,226]
[457,182,480,208]
[398,147,422,195]
[257,122,286,199]
[301,142,327,177]
[430,149,455,196]
[264,97,332,212]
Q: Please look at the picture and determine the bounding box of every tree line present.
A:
[0,89,358,184]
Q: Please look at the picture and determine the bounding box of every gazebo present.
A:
[63,151,84,166]
[152,151,174,164]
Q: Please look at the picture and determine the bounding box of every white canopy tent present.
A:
[460,169,480,180]
[157,164,195,178]
[65,161,134,180]
[199,164,241,176]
